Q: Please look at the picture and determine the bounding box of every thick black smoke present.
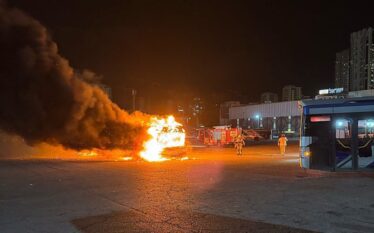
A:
[0,3,148,150]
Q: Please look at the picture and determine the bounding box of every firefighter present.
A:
[234,134,245,155]
[278,134,288,155]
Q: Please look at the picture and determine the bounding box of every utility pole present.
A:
[131,89,137,112]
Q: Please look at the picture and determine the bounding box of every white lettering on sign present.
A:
[319,89,329,95]
[318,88,344,95]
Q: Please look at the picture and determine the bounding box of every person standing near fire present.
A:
[278,134,288,155]
[234,134,245,155]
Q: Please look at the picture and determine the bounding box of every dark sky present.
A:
[9,0,374,106]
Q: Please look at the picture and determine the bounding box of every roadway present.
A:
[1,144,374,233]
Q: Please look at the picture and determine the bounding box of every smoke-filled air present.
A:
[0,3,149,151]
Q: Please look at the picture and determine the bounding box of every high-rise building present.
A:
[190,97,204,127]
[335,49,350,91]
[350,27,374,91]
[282,85,302,101]
[219,101,241,125]
[166,99,176,114]
[260,92,278,103]
[137,96,146,112]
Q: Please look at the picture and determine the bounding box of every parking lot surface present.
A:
[1,144,374,233]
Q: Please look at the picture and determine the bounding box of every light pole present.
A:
[367,120,374,135]
[255,114,260,129]
[131,89,137,112]
[335,119,344,138]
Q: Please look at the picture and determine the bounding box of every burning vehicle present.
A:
[0,4,190,163]
[75,116,187,162]
[140,116,186,161]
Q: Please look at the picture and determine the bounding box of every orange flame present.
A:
[140,115,185,162]
[77,150,98,157]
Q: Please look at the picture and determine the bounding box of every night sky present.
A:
[9,0,374,108]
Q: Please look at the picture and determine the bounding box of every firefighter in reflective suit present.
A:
[278,134,288,155]
[234,134,245,155]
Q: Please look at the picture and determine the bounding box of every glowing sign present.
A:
[310,116,331,122]
[318,88,344,95]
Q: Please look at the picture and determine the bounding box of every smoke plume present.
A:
[0,3,148,150]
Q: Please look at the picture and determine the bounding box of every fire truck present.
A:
[196,126,265,146]
[196,126,240,146]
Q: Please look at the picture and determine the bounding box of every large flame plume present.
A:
[0,3,187,162]
[140,116,185,162]
[0,3,148,152]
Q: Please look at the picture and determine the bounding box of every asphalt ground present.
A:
[1,144,374,233]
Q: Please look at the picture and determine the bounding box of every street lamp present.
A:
[131,89,137,112]
[255,114,260,129]
[367,120,374,128]
[335,119,345,138]
[335,120,344,128]
[367,120,374,135]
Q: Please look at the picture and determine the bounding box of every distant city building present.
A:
[282,85,302,101]
[177,105,184,114]
[166,99,176,114]
[98,84,112,100]
[137,96,146,112]
[302,95,312,100]
[260,92,278,103]
[350,27,374,91]
[219,101,241,125]
[335,49,350,91]
[229,101,300,138]
[190,97,204,127]
[348,89,374,98]
[191,98,204,116]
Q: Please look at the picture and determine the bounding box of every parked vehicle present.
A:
[196,126,267,146]
[196,126,239,146]
[242,129,264,141]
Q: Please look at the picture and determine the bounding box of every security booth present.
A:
[299,97,374,171]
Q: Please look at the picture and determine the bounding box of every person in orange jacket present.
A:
[278,134,288,155]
